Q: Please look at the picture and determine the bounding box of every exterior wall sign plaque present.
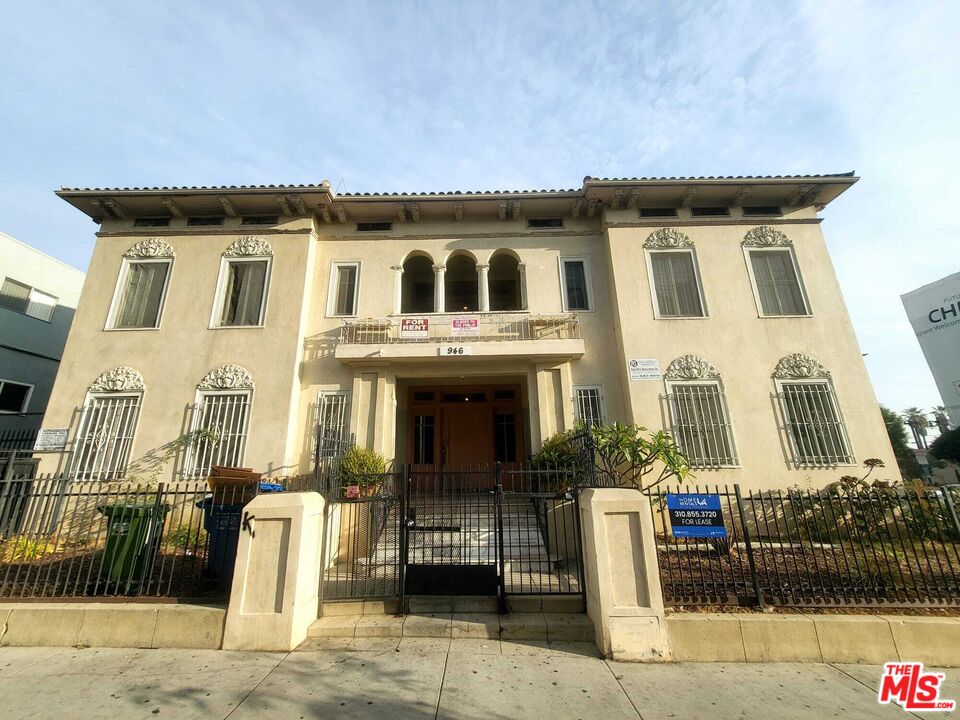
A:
[439,345,472,356]
[451,316,480,336]
[400,318,429,339]
[666,493,726,538]
[628,358,661,381]
[34,428,69,451]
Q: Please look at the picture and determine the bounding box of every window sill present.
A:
[208,324,266,330]
[757,313,814,319]
[653,315,710,321]
[104,326,161,332]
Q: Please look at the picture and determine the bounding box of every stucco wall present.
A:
[41,221,313,476]
[37,205,895,490]
[602,210,896,490]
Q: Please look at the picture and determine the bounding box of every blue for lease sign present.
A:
[666,493,727,539]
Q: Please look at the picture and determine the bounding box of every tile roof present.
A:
[58,173,856,197]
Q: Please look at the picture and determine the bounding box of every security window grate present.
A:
[72,394,142,480]
[183,392,251,477]
[574,386,605,427]
[316,392,350,459]
[778,381,853,466]
[666,384,738,467]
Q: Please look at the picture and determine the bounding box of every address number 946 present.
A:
[438,345,472,356]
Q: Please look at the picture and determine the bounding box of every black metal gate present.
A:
[319,431,597,605]
[401,464,585,601]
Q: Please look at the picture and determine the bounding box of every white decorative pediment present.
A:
[224,236,273,257]
[124,238,174,258]
[773,353,830,379]
[665,355,721,380]
[742,226,791,247]
[89,367,145,392]
[644,227,692,249]
[198,364,254,390]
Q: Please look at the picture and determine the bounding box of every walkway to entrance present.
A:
[319,466,585,604]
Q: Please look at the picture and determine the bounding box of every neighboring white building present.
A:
[0,232,85,434]
[902,271,960,429]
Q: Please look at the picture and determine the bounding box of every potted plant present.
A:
[336,446,388,496]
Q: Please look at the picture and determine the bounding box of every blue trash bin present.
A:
[196,481,284,586]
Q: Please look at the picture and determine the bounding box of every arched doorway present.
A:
[401,254,435,313]
[444,254,478,312]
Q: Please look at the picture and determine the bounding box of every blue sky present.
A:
[1,0,957,419]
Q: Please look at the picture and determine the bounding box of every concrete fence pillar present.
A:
[579,487,670,661]
[222,492,325,652]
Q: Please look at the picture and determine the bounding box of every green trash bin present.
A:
[97,502,170,593]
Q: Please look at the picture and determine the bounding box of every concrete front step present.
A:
[320,595,585,616]
[307,611,594,642]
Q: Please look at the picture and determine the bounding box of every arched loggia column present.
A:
[391,265,404,314]
[477,263,490,312]
[433,264,446,313]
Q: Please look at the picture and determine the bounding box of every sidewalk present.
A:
[1,638,953,719]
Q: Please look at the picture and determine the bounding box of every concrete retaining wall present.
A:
[667,613,960,667]
[0,603,225,650]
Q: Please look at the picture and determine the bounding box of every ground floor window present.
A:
[494,412,517,462]
[72,394,141,480]
[412,414,435,464]
[666,382,738,467]
[573,386,604,427]
[778,381,852,466]
[316,391,351,459]
[183,391,251,476]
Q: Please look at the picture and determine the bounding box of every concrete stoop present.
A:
[321,595,585,616]
[309,609,594,642]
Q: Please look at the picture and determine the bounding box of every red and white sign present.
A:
[878,663,955,712]
[400,318,429,339]
[451,316,479,337]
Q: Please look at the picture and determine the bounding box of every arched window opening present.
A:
[401,255,434,313]
[489,254,522,311]
[445,254,478,312]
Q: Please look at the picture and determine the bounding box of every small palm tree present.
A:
[932,406,951,434]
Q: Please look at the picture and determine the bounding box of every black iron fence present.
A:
[0,473,315,599]
[649,483,960,608]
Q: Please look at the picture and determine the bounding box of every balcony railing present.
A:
[339,313,580,344]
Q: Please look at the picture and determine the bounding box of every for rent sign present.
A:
[666,493,726,538]
[902,271,960,427]
[400,318,429,339]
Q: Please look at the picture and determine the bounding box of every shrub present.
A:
[337,446,387,488]
[531,422,691,490]
[165,525,208,551]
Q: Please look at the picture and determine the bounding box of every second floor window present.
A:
[560,257,592,311]
[0,278,58,322]
[648,250,705,318]
[217,258,269,327]
[749,249,809,316]
[328,262,359,317]
[110,259,171,329]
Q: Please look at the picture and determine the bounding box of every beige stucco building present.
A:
[39,174,895,489]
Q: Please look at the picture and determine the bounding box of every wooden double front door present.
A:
[406,384,525,470]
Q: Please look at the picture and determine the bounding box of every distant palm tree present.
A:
[903,407,929,448]
[932,406,951,434]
